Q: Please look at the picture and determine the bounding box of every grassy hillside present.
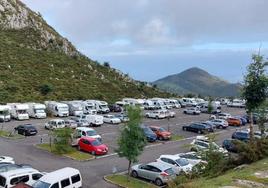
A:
[0,28,171,103]
[154,67,241,97]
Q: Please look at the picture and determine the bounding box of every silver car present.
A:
[131,162,176,186]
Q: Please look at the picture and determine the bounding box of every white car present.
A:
[45,119,65,130]
[177,152,206,166]
[71,127,101,146]
[183,107,201,115]
[103,115,121,124]
[218,113,231,120]
[163,110,176,118]
[0,156,15,164]
[156,154,193,175]
[145,110,166,119]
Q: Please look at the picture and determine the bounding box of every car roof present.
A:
[159,154,180,161]
[76,127,94,131]
[38,167,80,184]
[147,162,172,171]
[0,168,39,177]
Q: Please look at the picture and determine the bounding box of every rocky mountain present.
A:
[0,0,170,103]
[153,67,242,97]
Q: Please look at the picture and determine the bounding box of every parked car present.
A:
[32,167,82,188]
[234,116,247,125]
[200,122,216,130]
[145,110,166,119]
[45,119,65,130]
[0,163,32,173]
[14,124,38,136]
[103,115,121,124]
[156,155,193,175]
[131,162,176,186]
[140,125,157,142]
[183,107,201,115]
[231,130,250,141]
[163,110,176,118]
[149,126,171,140]
[254,131,268,139]
[64,119,78,129]
[108,104,122,112]
[78,137,108,155]
[227,117,241,126]
[182,123,214,134]
[177,152,206,166]
[218,113,231,120]
[71,117,90,127]
[114,114,129,122]
[71,127,101,146]
[222,139,239,153]
[0,156,14,164]
[206,119,228,129]
[190,136,228,155]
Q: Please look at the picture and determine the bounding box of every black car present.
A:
[231,130,250,142]
[108,104,122,112]
[14,124,38,136]
[222,139,239,153]
[182,123,214,134]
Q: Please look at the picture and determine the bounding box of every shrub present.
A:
[39,83,53,95]
[53,128,73,154]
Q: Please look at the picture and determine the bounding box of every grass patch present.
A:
[106,174,157,188]
[36,143,94,161]
[0,130,24,139]
[171,134,184,141]
[181,157,268,188]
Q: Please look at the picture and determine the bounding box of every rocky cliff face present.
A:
[0,0,79,57]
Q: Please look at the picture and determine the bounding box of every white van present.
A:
[32,167,82,188]
[78,114,103,127]
[71,127,101,146]
[45,119,65,130]
[27,103,47,119]
[0,168,44,188]
[45,101,69,117]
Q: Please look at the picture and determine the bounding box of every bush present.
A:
[53,128,73,154]
[39,83,53,95]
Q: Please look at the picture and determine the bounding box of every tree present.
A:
[53,128,73,154]
[103,62,110,68]
[242,54,268,141]
[254,100,268,135]
[116,106,146,180]
[39,83,53,95]
[207,98,213,114]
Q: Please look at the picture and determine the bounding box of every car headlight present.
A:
[97,149,102,152]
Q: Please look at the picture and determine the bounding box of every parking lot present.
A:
[0,106,250,187]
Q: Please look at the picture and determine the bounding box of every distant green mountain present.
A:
[153,67,241,97]
[0,0,170,103]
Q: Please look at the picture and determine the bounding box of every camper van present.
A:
[179,98,197,107]
[93,100,110,114]
[62,101,83,116]
[45,101,69,117]
[0,105,11,122]
[77,114,103,127]
[0,168,44,188]
[81,100,97,115]
[27,103,46,119]
[7,103,29,120]
[32,168,82,188]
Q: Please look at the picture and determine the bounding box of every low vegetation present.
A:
[0,130,24,139]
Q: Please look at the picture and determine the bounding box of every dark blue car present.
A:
[231,130,250,142]
[140,125,157,142]
[235,116,247,125]
[222,139,238,153]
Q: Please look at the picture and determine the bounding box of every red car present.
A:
[78,137,108,155]
[149,126,171,140]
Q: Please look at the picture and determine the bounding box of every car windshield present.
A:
[175,158,189,166]
[143,127,154,134]
[35,109,44,113]
[91,139,102,146]
[86,130,97,136]
[32,181,51,188]
[158,128,166,132]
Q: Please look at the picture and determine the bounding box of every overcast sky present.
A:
[22,0,268,83]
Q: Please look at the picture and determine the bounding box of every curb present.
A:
[103,175,125,188]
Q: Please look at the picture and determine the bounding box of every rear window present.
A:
[10,175,29,185]
[71,174,81,184]
[0,176,6,187]
[61,178,70,188]
[165,168,175,175]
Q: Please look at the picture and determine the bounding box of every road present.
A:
[0,106,249,187]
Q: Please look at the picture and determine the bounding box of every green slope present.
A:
[154,67,241,97]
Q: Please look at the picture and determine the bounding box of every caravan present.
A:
[81,100,97,114]
[62,101,83,116]
[27,103,46,119]
[7,103,29,120]
[0,105,11,122]
[45,101,69,117]
[92,100,110,114]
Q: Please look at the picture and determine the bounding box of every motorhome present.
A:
[0,105,11,122]
[93,100,110,114]
[77,100,96,115]
[45,101,69,117]
[32,168,82,188]
[179,98,198,107]
[7,103,29,120]
[150,98,166,109]
[27,103,46,119]
[168,99,181,108]
[62,101,83,116]
[77,114,104,127]
[143,99,157,110]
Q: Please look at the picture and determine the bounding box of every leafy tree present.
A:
[207,98,213,114]
[254,100,268,135]
[53,128,73,154]
[39,83,53,95]
[103,62,110,68]
[116,106,146,180]
[242,54,268,140]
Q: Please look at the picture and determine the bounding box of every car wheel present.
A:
[184,111,186,114]
[92,151,96,155]
[159,136,163,141]
[110,120,113,124]
[198,130,202,134]
[156,116,159,119]
[183,127,186,131]
[193,112,196,115]
[131,170,138,178]
[155,178,163,186]
[219,125,223,129]
[146,114,149,118]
